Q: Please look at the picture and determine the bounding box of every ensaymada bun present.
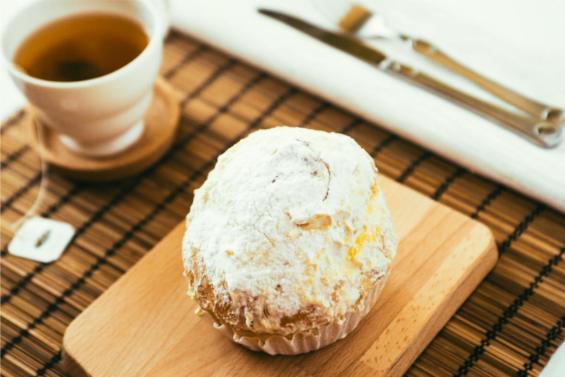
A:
[182,126,397,354]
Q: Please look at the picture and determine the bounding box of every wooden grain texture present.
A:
[27,78,181,182]
[62,176,497,377]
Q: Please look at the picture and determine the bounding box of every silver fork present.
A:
[339,5,564,128]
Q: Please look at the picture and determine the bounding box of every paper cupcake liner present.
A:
[206,276,388,355]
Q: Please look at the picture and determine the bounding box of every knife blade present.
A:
[258,9,562,148]
[260,9,388,66]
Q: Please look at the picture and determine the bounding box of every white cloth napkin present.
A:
[169,0,565,212]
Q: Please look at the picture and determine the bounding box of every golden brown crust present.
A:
[187,255,383,337]
[189,277,329,336]
[211,276,389,355]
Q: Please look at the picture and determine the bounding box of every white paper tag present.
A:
[8,217,75,263]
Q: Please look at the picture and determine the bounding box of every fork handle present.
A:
[380,60,563,148]
[409,39,563,122]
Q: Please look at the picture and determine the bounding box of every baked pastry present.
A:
[182,126,396,354]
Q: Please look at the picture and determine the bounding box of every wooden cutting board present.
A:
[63,176,497,377]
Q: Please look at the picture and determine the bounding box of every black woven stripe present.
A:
[301,102,330,125]
[0,181,132,299]
[164,44,208,79]
[1,145,30,170]
[472,184,504,219]
[36,350,62,376]
[370,134,398,158]
[516,316,565,377]
[498,203,545,255]
[2,174,84,220]
[397,151,432,183]
[341,118,363,134]
[180,59,238,109]
[0,184,84,296]
[454,247,565,376]
[432,167,466,200]
[1,84,296,361]
[1,182,84,259]
[0,110,25,135]
[0,171,42,214]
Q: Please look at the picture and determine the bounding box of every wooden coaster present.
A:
[28,78,181,182]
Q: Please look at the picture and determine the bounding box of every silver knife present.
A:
[259,9,562,148]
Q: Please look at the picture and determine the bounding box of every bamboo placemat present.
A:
[1,32,564,377]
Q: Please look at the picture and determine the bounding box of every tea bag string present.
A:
[7,121,49,232]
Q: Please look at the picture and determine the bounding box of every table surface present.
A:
[1,31,564,377]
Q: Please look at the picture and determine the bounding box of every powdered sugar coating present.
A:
[183,127,396,334]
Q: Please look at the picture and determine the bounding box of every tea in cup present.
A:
[2,0,165,156]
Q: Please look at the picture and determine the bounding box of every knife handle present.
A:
[381,61,563,148]
[410,39,563,123]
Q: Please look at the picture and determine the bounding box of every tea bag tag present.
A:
[8,217,75,263]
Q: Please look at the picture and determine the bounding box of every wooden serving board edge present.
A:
[373,229,496,376]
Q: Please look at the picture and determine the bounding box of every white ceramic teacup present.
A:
[1,0,165,157]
